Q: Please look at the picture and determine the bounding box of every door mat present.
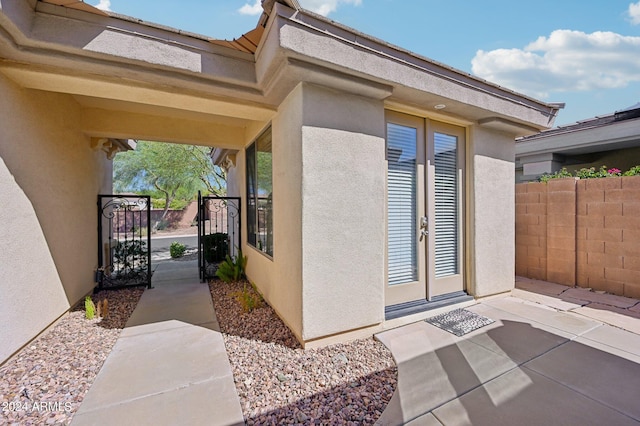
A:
[425,308,495,337]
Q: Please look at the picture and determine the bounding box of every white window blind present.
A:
[387,123,417,285]
[434,132,458,277]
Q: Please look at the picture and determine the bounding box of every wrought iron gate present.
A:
[97,195,152,289]
[198,192,241,281]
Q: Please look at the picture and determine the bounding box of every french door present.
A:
[385,111,465,306]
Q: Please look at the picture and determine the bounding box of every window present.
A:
[387,122,418,285]
[246,126,273,256]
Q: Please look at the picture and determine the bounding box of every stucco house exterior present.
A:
[516,103,640,182]
[0,0,562,363]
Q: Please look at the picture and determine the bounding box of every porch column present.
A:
[468,126,517,297]
[299,83,386,341]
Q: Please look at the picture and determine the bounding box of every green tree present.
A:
[114,141,226,227]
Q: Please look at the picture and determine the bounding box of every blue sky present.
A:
[91,0,640,126]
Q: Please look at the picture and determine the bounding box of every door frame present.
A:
[384,110,467,307]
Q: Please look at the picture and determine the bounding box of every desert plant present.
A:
[113,239,147,273]
[623,165,640,176]
[539,168,572,182]
[169,241,186,258]
[215,250,247,283]
[85,296,96,320]
[233,282,263,313]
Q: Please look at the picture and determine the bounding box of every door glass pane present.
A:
[434,132,458,277]
[387,123,417,285]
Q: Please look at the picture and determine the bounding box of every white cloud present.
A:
[471,30,640,99]
[629,1,640,24]
[238,0,263,16]
[299,0,362,16]
[238,0,361,17]
[94,0,111,11]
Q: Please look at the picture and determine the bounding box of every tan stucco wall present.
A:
[241,86,304,342]
[299,84,386,340]
[242,84,386,343]
[0,75,110,363]
[468,126,516,297]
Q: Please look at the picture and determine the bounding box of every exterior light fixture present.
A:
[434,104,446,110]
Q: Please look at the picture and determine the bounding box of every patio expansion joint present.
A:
[402,336,577,424]
[519,363,640,423]
[72,375,229,416]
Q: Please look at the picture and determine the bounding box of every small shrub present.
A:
[215,250,248,283]
[169,241,186,258]
[85,296,96,320]
[623,165,640,176]
[232,282,263,313]
[539,165,640,182]
[539,168,572,182]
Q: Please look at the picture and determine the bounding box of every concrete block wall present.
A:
[515,176,640,298]
[515,182,548,280]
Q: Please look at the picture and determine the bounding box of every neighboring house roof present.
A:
[516,103,640,157]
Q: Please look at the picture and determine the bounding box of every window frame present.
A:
[245,125,273,258]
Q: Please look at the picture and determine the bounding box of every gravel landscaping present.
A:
[209,280,398,425]
[0,287,143,426]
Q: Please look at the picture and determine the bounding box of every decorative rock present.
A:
[0,287,143,425]
[209,279,397,425]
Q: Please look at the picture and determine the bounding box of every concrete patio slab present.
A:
[432,368,639,426]
[376,321,518,424]
[404,412,443,426]
[377,289,640,426]
[74,322,231,411]
[573,304,640,335]
[563,287,638,309]
[511,288,584,311]
[515,277,571,296]
[72,377,243,426]
[524,341,640,420]
[578,322,640,357]
[71,260,243,426]
[482,296,601,336]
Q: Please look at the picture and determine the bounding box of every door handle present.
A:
[419,216,428,241]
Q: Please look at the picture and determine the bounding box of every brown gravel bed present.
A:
[0,287,143,426]
[209,280,398,425]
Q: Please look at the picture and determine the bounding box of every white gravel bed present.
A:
[0,287,143,426]
[209,280,397,425]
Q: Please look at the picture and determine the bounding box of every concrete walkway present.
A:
[71,260,244,426]
[375,278,640,425]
